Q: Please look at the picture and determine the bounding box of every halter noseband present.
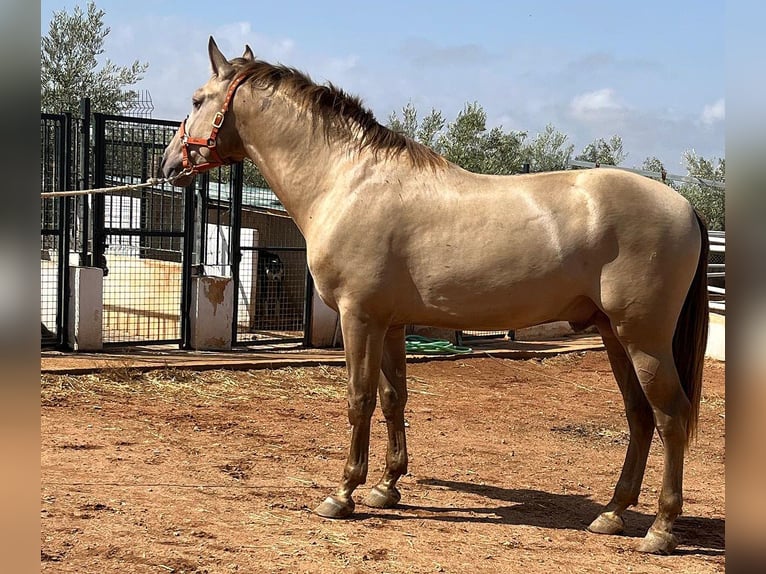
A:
[178,70,251,173]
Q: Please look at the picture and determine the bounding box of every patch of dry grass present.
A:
[41,364,348,406]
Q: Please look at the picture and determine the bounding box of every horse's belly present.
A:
[398,272,595,331]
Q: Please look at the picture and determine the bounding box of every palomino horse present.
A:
[161,38,709,555]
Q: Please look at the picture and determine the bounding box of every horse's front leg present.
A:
[315,310,386,518]
[364,325,408,509]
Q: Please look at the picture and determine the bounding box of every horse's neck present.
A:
[238,91,359,235]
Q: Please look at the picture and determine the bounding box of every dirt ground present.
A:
[41,350,725,573]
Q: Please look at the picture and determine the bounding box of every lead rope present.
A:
[40,168,195,199]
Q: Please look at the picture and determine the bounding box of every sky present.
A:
[40,0,726,172]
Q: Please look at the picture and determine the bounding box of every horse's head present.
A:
[161,37,254,187]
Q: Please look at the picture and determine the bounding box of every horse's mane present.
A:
[231,58,446,170]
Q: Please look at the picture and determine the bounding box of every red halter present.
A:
[178,70,251,173]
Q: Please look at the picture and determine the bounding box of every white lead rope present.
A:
[40,169,194,199]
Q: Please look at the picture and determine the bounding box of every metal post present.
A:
[180,181,196,349]
[229,163,244,344]
[79,98,91,266]
[60,113,73,348]
[92,113,107,272]
[303,272,314,347]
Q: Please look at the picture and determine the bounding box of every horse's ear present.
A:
[242,44,255,62]
[208,36,232,77]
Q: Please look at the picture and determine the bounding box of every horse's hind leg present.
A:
[623,339,691,554]
[588,314,654,536]
[364,325,409,509]
[595,309,692,555]
[315,309,387,519]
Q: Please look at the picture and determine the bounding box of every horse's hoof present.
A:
[587,511,625,535]
[362,485,401,509]
[315,495,355,519]
[637,529,678,555]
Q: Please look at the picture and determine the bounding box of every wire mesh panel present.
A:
[40,114,66,345]
[201,163,308,345]
[94,114,188,345]
[239,173,307,344]
[41,112,88,347]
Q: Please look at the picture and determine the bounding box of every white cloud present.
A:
[570,88,624,119]
[701,98,725,125]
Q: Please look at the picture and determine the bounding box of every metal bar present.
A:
[60,112,73,348]
[198,172,209,266]
[97,113,180,127]
[103,339,181,348]
[180,181,196,349]
[303,272,314,347]
[230,163,244,344]
[708,286,725,295]
[79,98,91,266]
[234,337,304,347]
[239,245,307,252]
[92,113,107,270]
[102,229,185,237]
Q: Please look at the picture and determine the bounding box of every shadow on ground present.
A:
[354,478,724,554]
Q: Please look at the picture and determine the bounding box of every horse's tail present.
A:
[672,209,710,445]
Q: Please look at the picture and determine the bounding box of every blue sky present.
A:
[41,0,725,171]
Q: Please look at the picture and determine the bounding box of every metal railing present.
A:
[708,231,725,313]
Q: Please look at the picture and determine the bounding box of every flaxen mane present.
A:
[230,58,446,169]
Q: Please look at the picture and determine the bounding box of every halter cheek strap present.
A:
[178,70,251,173]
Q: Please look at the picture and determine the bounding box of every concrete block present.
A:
[190,276,234,351]
[706,312,725,361]
[68,267,103,351]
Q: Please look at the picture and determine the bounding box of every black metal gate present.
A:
[92,113,194,346]
[40,113,72,346]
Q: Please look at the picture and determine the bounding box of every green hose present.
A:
[404,335,473,355]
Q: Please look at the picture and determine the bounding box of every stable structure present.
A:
[40,101,311,351]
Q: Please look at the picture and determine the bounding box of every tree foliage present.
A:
[575,135,627,166]
[388,102,526,175]
[41,1,148,114]
[677,151,726,230]
[523,123,574,172]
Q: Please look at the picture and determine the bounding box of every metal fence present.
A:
[40,113,70,346]
[41,100,310,349]
[93,113,192,345]
[708,231,725,313]
[200,164,309,346]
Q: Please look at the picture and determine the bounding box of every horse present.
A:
[161,37,709,555]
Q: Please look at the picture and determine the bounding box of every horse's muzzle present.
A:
[160,151,195,188]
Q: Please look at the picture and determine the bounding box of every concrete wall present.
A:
[706,312,725,361]
[67,267,103,351]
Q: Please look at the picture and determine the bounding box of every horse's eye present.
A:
[192,99,202,110]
